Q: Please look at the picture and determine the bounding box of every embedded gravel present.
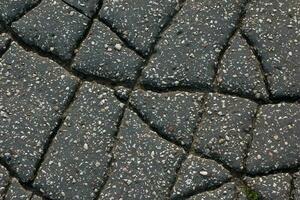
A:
[99,0,180,56]
[171,155,231,199]
[0,0,299,199]
[194,93,257,171]
[141,0,245,90]
[98,109,185,199]
[246,103,300,174]
[0,43,78,182]
[4,178,32,200]
[244,173,292,200]
[130,89,203,147]
[72,20,143,84]
[242,0,300,99]
[33,82,124,200]
[11,0,90,60]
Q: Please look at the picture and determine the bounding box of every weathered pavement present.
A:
[0,0,299,199]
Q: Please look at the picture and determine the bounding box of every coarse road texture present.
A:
[0,0,299,199]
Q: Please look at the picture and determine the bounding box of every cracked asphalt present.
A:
[0,0,299,199]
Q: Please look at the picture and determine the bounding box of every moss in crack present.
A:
[242,187,260,200]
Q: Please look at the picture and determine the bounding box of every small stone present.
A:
[0,111,8,118]
[200,171,208,176]
[83,143,88,150]
[95,162,101,167]
[114,43,122,51]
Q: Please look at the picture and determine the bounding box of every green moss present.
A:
[242,187,260,200]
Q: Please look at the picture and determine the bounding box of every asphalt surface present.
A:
[0,0,299,200]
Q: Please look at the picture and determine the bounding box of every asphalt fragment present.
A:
[0,0,40,25]
[141,0,245,90]
[63,0,100,18]
[99,0,180,56]
[242,0,300,99]
[4,178,32,200]
[11,0,90,60]
[171,155,232,199]
[0,43,78,182]
[33,82,124,200]
[72,20,143,84]
[130,89,203,148]
[187,182,237,200]
[294,171,300,200]
[0,33,10,55]
[0,165,10,199]
[193,93,257,171]
[216,32,268,100]
[98,109,185,199]
[244,173,292,200]
[246,103,300,175]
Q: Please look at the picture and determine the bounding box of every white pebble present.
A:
[200,171,208,176]
[114,43,122,50]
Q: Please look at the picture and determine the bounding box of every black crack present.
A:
[193,93,258,171]
[33,82,124,200]
[242,0,300,99]
[0,0,299,199]
[140,0,246,91]
[130,89,203,148]
[246,103,300,175]
[216,32,269,101]
[0,43,78,182]
[171,155,232,199]
[244,173,292,200]
[71,20,144,84]
[98,109,186,199]
[11,0,90,61]
[4,178,32,200]
[114,86,131,102]
[187,182,237,200]
[63,0,100,18]
[99,0,181,57]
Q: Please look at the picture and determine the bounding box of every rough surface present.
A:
[171,155,231,199]
[245,173,292,200]
[72,20,143,84]
[187,182,237,200]
[4,178,32,200]
[130,89,203,147]
[0,0,299,199]
[294,172,300,200]
[114,86,131,102]
[216,33,268,100]
[141,0,245,90]
[0,33,10,55]
[63,0,100,17]
[30,195,42,200]
[242,0,300,99]
[0,165,10,198]
[0,43,78,182]
[0,0,40,25]
[194,93,257,171]
[246,103,300,175]
[99,0,180,56]
[11,0,90,60]
[99,109,185,199]
[33,82,124,200]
